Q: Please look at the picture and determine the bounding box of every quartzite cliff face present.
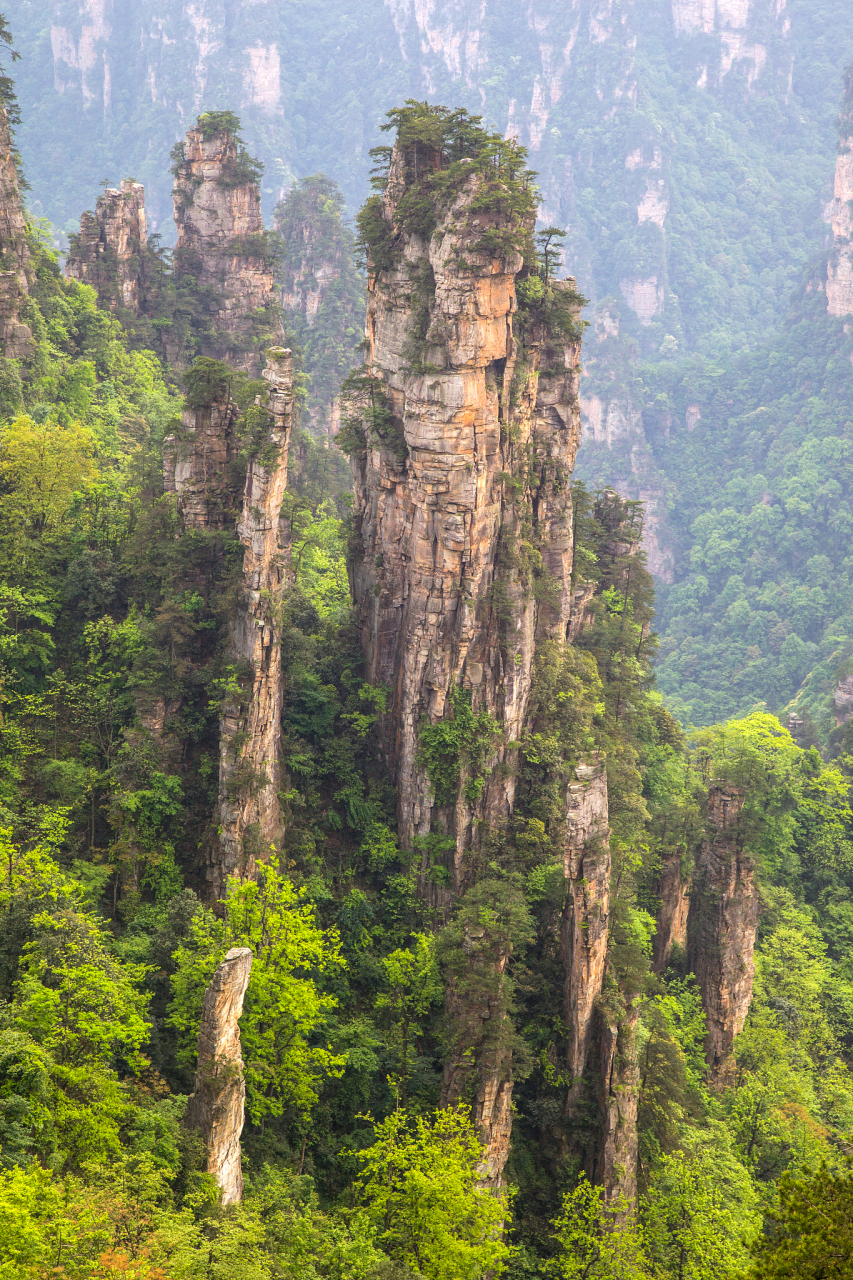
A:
[351,131,586,1186]
[172,120,284,375]
[185,946,253,1204]
[66,179,147,315]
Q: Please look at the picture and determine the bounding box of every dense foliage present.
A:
[3,26,853,1280]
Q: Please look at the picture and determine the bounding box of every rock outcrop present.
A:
[218,348,296,890]
[598,1001,640,1211]
[350,121,584,1186]
[652,848,691,972]
[66,179,147,314]
[688,786,760,1078]
[0,103,32,362]
[172,117,284,375]
[185,946,253,1205]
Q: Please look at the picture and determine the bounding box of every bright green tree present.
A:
[353,1106,514,1280]
[550,1176,649,1279]
[745,1164,853,1279]
[169,856,345,1122]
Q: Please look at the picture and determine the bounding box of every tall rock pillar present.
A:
[171,115,284,375]
[186,946,253,1205]
[688,786,760,1078]
[350,113,585,1186]
[218,348,295,890]
[66,180,147,314]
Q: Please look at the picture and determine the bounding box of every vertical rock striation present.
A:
[217,348,296,890]
[186,946,253,1205]
[562,757,610,1091]
[688,786,760,1078]
[172,117,284,375]
[351,118,584,1186]
[652,848,691,973]
[66,179,147,314]
[163,385,239,532]
[0,103,32,361]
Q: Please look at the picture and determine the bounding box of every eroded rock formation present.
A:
[163,384,239,532]
[598,1001,640,1211]
[0,103,32,361]
[688,786,760,1078]
[66,179,147,314]
[186,946,253,1205]
[562,757,610,1089]
[172,118,284,375]
[218,348,296,890]
[351,129,584,1186]
[652,848,691,973]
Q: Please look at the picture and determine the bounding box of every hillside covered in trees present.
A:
[1,12,853,1280]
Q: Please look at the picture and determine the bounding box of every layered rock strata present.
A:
[172,120,284,375]
[688,786,760,1077]
[185,946,253,1205]
[66,179,147,314]
[218,348,295,890]
[351,137,583,1186]
[598,1002,640,1211]
[0,103,32,361]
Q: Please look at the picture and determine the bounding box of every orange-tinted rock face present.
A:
[351,148,583,880]
[351,138,584,1187]
[185,946,253,1205]
[688,786,760,1078]
[66,179,147,314]
[171,122,283,375]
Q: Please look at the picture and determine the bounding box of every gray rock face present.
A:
[688,786,760,1079]
[185,946,253,1205]
[0,104,32,362]
[66,179,147,314]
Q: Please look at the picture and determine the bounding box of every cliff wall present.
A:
[825,66,853,318]
[66,179,147,314]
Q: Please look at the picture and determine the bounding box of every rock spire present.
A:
[185,946,253,1205]
[688,785,761,1078]
[350,112,585,1186]
[825,66,853,317]
[66,179,147,314]
[171,115,284,375]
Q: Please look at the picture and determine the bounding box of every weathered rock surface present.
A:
[0,103,32,362]
[835,674,853,728]
[163,394,239,532]
[351,136,584,1188]
[562,757,610,1088]
[688,786,760,1078]
[185,946,253,1205]
[652,848,692,972]
[66,179,147,314]
[172,120,284,375]
[597,1000,640,1211]
[218,348,296,890]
